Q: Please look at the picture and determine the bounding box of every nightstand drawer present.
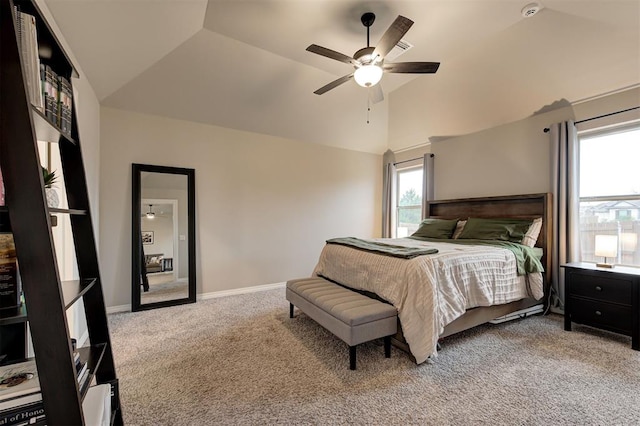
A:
[570,297,633,333]
[567,271,633,305]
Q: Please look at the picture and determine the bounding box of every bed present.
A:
[312,193,552,364]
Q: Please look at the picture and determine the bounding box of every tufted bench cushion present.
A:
[286,276,397,370]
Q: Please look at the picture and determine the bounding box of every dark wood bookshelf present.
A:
[0,0,122,424]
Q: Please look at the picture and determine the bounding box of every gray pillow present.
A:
[411,218,459,239]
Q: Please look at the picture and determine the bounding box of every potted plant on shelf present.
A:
[42,166,59,207]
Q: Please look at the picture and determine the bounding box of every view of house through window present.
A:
[578,122,640,267]
[396,166,423,238]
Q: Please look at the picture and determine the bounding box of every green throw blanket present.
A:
[326,237,438,259]
[408,236,544,275]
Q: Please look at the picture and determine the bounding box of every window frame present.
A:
[395,164,424,238]
[577,120,640,267]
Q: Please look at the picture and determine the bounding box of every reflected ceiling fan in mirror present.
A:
[145,204,155,219]
[142,204,171,219]
[306,12,440,103]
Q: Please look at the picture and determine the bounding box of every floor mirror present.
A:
[132,163,195,311]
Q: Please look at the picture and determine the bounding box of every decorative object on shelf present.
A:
[594,234,618,268]
[41,166,59,208]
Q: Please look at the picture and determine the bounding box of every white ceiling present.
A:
[45,0,640,154]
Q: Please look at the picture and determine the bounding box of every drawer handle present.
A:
[595,310,602,316]
[595,286,602,291]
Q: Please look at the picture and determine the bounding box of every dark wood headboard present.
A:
[426,193,552,286]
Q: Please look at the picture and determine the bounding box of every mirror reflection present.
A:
[132,164,195,311]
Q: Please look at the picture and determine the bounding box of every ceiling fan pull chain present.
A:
[367,89,371,124]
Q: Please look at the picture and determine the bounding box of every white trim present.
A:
[198,282,286,301]
[106,282,287,314]
[107,304,131,314]
[571,84,640,105]
[393,141,430,153]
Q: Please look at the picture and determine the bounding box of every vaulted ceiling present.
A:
[45,0,640,154]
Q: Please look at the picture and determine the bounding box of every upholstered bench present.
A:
[286,277,398,370]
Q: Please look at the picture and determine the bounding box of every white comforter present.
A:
[312,238,544,364]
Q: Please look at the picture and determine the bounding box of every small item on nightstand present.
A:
[594,234,617,268]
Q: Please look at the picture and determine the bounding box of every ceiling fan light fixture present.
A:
[354,64,383,88]
[146,205,155,219]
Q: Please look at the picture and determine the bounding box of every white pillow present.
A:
[521,218,542,247]
[452,220,466,239]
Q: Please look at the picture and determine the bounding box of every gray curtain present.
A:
[550,121,581,310]
[421,153,434,216]
[382,149,396,238]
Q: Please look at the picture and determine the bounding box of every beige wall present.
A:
[430,106,575,200]
[99,107,382,308]
[399,87,639,201]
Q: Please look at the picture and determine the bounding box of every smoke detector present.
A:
[521,2,543,18]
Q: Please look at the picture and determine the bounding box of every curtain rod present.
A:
[543,106,640,133]
[394,153,434,166]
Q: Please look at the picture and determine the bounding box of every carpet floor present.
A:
[108,288,640,425]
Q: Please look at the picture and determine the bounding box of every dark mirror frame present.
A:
[131,163,196,312]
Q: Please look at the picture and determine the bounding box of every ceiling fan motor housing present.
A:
[353,46,378,66]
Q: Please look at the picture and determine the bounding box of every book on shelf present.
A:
[13,8,43,113]
[57,75,73,134]
[0,169,4,206]
[0,214,20,310]
[0,360,40,409]
[0,400,45,426]
[14,7,74,134]
[42,65,58,125]
[82,384,111,426]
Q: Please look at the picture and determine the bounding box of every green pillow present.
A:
[411,218,459,239]
[457,217,533,243]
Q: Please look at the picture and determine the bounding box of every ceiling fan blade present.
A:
[371,84,384,104]
[313,74,354,95]
[383,62,440,74]
[372,15,413,61]
[306,44,358,66]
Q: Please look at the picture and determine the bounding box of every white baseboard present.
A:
[106,282,286,314]
[198,282,285,300]
[107,304,131,314]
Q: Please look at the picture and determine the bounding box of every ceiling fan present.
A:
[306,12,440,101]
[142,204,171,219]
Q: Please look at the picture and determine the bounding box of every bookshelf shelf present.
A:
[31,107,76,145]
[62,278,97,309]
[77,343,107,398]
[49,207,87,215]
[0,0,122,424]
[0,304,27,326]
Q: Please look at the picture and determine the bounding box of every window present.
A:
[396,166,423,237]
[578,122,640,267]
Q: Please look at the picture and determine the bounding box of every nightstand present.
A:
[562,262,640,350]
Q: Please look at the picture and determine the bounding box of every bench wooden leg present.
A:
[289,303,294,318]
[384,336,391,358]
[349,346,356,370]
